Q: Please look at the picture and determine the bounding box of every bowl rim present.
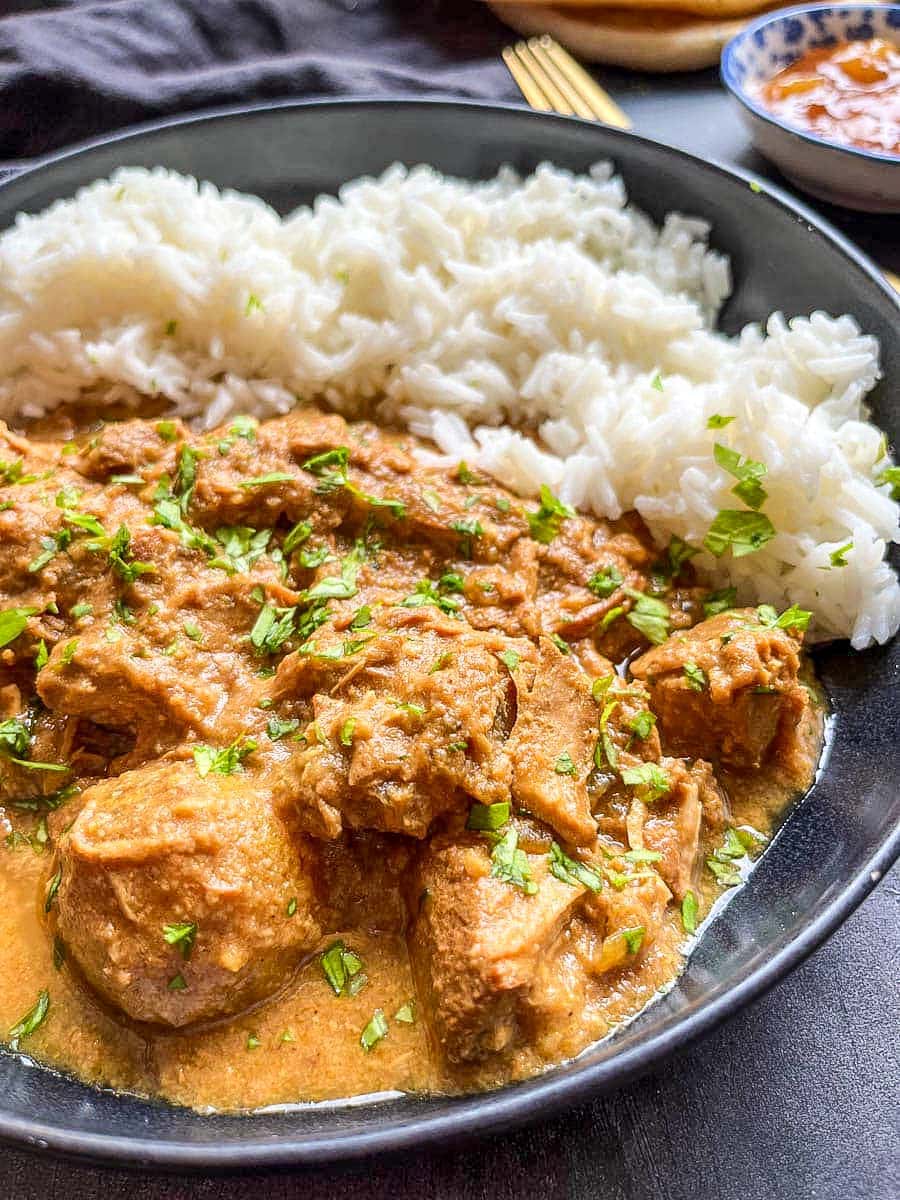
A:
[721,2,900,165]
[0,95,897,1170]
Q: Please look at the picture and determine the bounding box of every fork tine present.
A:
[513,41,575,116]
[527,38,596,121]
[502,45,552,112]
[540,36,632,130]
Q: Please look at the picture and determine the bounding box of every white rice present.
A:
[0,163,896,649]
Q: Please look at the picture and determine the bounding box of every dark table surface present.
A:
[0,3,898,1197]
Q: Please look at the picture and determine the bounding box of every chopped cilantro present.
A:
[681,890,699,934]
[683,662,708,691]
[449,517,484,557]
[192,736,257,778]
[490,828,537,895]
[703,586,737,617]
[703,510,775,558]
[620,762,670,801]
[339,717,357,747]
[599,605,624,632]
[360,1009,389,1052]
[0,606,37,649]
[394,1002,415,1025]
[163,922,197,960]
[876,464,900,500]
[320,940,366,997]
[8,990,49,1044]
[626,710,657,740]
[621,926,645,954]
[401,576,461,616]
[594,698,619,770]
[588,564,623,597]
[466,801,510,832]
[267,716,300,741]
[707,414,735,429]
[554,750,577,776]
[302,447,350,494]
[239,472,294,489]
[250,603,297,655]
[828,542,853,568]
[623,848,662,864]
[549,843,602,892]
[756,603,812,633]
[209,526,271,574]
[44,868,62,914]
[549,632,571,655]
[349,605,372,631]
[497,649,520,672]
[282,520,312,556]
[526,484,575,544]
[714,443,769,510]
[623,589,669,645]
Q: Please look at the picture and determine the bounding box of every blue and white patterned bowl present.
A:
[722,5,900,211]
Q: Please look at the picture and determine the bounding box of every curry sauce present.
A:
[0,404,822,1111]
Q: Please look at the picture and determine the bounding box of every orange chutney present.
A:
[757,37,900,156]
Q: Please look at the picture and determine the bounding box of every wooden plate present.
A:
[488,2,757,72]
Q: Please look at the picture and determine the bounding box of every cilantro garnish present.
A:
[683,662,708,691]
[588,565,623,597]
[713,443,769,510]
[548,843,602,892]
[0,606,37,649]
[8,990,49,1045]
[526,484,575,545]
[623,588,669,645]
[703,586,737,617]
[163,922,197,960]
[756,603,812,633]
[320,940,366,997]
[703,510,775,558]
[489,828,537,895]
[192,736,257,778]
[620,762,670,801]
[466,801,510,832]
[360,1009,388,1052]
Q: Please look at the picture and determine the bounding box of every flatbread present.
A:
[496,0,770,14]
[488,3,756,72]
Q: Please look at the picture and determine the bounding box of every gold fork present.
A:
[502,36,631,129]
[503,36,900,296]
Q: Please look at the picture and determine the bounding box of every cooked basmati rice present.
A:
[0,163,896,648]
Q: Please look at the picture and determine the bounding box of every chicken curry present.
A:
[0,404,822,1110]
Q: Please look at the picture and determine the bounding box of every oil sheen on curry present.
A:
[0,405,822,1111]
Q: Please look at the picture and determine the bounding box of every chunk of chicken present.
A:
[278,620,531,839]
[55,760,320,1027]
[407,830,587,1064]
[638,758,727,900]
[630,609,809,771]
[506,637,601,845]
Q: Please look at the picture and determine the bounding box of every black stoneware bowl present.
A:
[0,99,897,1170]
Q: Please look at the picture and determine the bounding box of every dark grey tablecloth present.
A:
[0,3,897,1197]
